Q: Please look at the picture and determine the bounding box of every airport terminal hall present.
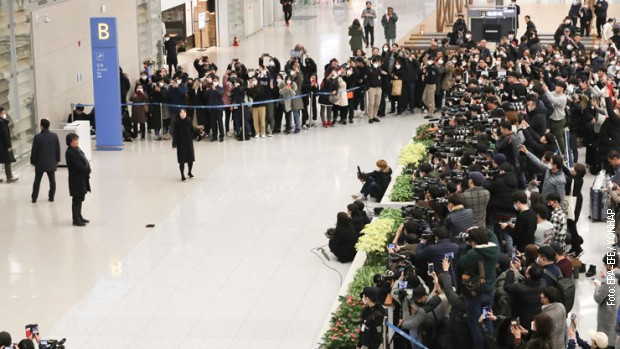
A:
[2,0,620,348]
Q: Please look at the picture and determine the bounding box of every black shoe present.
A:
[182,177,187,182]
[369,119,374,123]
[80,218,90,224]
[210,138,217,142]
[424,115,433,119]
[49,198,54,202]
[32,198,36,203]
[586,265,597,277]
[579,264,586,273]
[73,221,86,227]
[188,173,194,178]
[339,120,346,125]
[373,118,380,122]
[219,137,224,142]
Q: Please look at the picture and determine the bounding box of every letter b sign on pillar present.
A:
[90,17,122,150]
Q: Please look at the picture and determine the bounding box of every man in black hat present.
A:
[358,287,386,349]
[30,119,60,203]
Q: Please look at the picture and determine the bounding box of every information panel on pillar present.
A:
[90,17,123,150]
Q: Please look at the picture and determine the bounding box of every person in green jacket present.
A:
[458,227,500,349]
[348,19,365,56]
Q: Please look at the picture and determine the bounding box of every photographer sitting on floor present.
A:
[353,159,393,202]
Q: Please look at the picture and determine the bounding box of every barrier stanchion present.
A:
[241,101,246,140]
[159,103,163,139]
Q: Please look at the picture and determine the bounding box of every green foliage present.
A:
[348,264,386,297]
[398,142,427,167]
[322,264,385,349]
[379,208,404,231]
[389,174,414,202]
[355,218,395,256]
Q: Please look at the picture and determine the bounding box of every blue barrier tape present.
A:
[73,86,363,110]
[386,322,429,349]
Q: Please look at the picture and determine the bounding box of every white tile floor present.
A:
[0,0,617,348]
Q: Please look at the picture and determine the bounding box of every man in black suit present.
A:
[30,119,60,203]
[65,133,91,227]
[0,107,17,183]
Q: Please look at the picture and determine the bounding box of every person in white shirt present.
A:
[532,203,554,246]
[602,17,614,44]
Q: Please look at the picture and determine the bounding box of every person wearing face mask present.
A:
[343,66,358,122]
[129,86,149,141]
[135,71,152,95]
[365,58,383,123]
[511,313,554,348]
[172,109,195,181]
[595,0,609,38]
[163,34,178,74]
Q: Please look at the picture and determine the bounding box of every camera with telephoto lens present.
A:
[454,232,470,243]
[40,338,66,349]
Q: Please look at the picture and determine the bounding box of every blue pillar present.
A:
[90,17,123,150]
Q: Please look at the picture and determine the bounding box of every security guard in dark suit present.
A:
[358,287,386,349]
[30,119,60,203]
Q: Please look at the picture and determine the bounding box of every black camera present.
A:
[40,339,66,349]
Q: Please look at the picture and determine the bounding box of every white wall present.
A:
[32,0,140,128]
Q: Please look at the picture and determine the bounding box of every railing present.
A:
[436,0,467,32]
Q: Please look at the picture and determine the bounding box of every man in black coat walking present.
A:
[65,133,91,227]
[0,107,17,183]
[30,119,60,203]
[595,0,608,38]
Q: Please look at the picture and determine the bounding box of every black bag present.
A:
[543,269,575,313]
[462,255,486,298]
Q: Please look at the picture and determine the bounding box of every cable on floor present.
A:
[310,244,343,286]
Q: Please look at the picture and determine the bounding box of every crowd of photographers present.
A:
[0,326,65,349]
[340,13,620,349]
